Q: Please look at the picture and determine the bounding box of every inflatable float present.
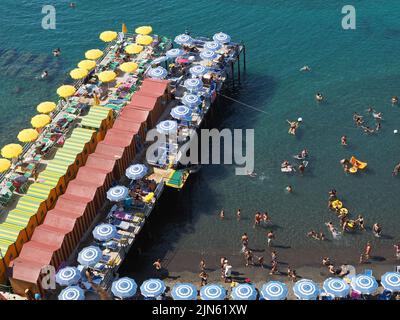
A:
[348,156,367,174]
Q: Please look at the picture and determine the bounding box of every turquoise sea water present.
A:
[1,1,400,266]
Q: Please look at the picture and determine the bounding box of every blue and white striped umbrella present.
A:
[204,41,221,51]
[111,277,138,299]
[152,56,168,65]
[77,246,102,267]
[156,120,178,135]
[140,279,166,298]
[323,277,350,298]
[106,185,129,202]
[170,105,192,121]
[189,65,208,77]
[231,283,257,300]
[148,66,168,79]
[200,50,218,61]
[381,272,400,292]
[213,32,231,44]
[184,78,203,92]
[92,223,117,242]
[182,94,201,107]
[58,286,85,300]
[166,48,184,59]
[174,34,193,45]
[260,281,288,300]
[351,274,378,295]
[171,283,198,300]
[293,279,320,300]
[200,284,226,300]
[56,267,81,286]
[125,164,148,180]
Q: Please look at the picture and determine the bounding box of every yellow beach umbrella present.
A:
[136,35,153,46]
[57,85,76,98]
[1,144,23,159]
[85,49,104,60]
[125,44,143,54]
[31,114,51,129]
[99,31,118,42]
[119,62,138,73]
[17,129,39,143]
[98,70,117,83]
[78,59,96,71]
[37,101,56,114]
[122,23,128,33]
[0,158,11,172]
[70,68,88,80]
[135,26,153,35]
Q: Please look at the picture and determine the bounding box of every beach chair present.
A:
[378,290,392,300]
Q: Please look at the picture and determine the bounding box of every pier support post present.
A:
[243,45,247,71]
[237,55,241,83]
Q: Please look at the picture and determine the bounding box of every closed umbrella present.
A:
[85,49,104,60]
[135,26,152,35]
[92,223,117,242]
[70,68,88,80]
[189,65,208,77]
[37,101,56,114]
[125,44,143,55]
[77,246,102,267]
[78,59,96,71]
[1,144,23,159]
[56,267,81,286]
[182,94,201,107]
[200,284,226,300]
[57,85,76,98]
[99,31,117,42]
[204,41,221,51]
[170,105,192,121]
[98,71,116,83]
[119,62,138,73]
[31,114,51,129]
[0,159,11,172]
[148,66,168,79]
[293,279,320,300]
[152,56,168,65]
[125,164,148,180]
[213,32,231,44]
[260,281,288,300]
[106,185,129,202]
[174,34,193,46]
[136,35,153,46]
[381,272,400,292]
[351,274,378,295]
[112,277,138,299]
[166,48,184,59]
[171,283,197,300]
[323,277,350,298]
[184,78,203,92]
[58,286,85,300]
[17,129,39,143]
[231,283,257,300]
[140,279,166,298]
[200,50,217,61]
[156,120,178,135]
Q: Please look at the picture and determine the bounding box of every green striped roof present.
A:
[6,209,35,227]
[81,106,110,129]
[26,183,53,200]
[15,195,44,213]
[0,223,25,242]
[37,171,63,187]
[0,239,16,254]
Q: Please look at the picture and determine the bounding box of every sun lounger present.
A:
[112,220,130,231]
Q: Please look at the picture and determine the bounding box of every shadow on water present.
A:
[119,72,278,281]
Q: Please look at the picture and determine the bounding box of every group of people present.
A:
[352,107,383,134]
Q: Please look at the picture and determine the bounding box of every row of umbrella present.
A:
[57,272,400,300]
[174,32,231,46]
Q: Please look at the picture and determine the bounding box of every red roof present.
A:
[32,224,68,247]
[95,142,125,160]
[75,166,109,186]
[85,153,116,174]
[11,258,44,284]
[140,78,169,97]
[102,129,134,148]
[18,241,55,266]
[112,119,141,134]
[54,196,88,216]
[128,92,158,111]
[42,210,79,233]
[120,108,150,123]
[64,180,100,202]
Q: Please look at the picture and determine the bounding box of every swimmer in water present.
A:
[52,48,61,57]
[361,125,375,134]
[286,120,299,135]
[247,170,257,177]
[341,135,347,146]
[40,70,48,79]
[315,92,324,102]
[372,223,382,237]
[69,2,76,8]
[286,185,293,193]
[392,96,398,104]
[372,111,383,120]
[392,162,400,176]
[325,221,340,237]
[300,65,311,72]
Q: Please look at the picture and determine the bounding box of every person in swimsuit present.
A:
[356,215,366,231]
[267,231,275,247]
[287,120,299,135]
[372,223,382,237]
[341,135,347,146]
[236,208,241,221]
[219,209,225,220]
